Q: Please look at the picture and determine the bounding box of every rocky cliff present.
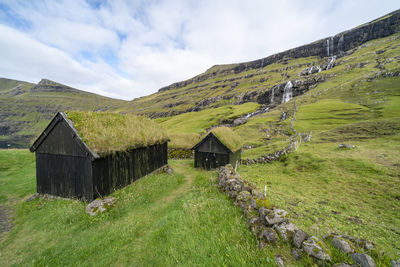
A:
[158,9,400,93]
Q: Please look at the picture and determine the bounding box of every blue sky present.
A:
[0,0,399,100]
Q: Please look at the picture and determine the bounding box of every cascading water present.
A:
[326,39,330,57]
[326,37,333,57]
[270,86,275,104]
[282,81,293,103]
[260,58,264,68]
[326,55,336,70]
[245,107,270,119]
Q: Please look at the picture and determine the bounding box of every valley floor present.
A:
[0,148,399,266]
[0,152,279,266]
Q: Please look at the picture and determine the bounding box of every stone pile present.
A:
[241,144,293,165]
[218,164,381,266]
[241,132,312,165]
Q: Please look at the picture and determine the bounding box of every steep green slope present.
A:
[0,79,127,148]
[153,34,400,260]
[122,10,400,117]
[157,33,400,152]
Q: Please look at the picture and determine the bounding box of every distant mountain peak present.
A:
[37,78,59,86]
[31,78,77,93]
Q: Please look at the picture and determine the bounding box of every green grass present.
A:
[209,126,243,152]
[156,103,259,149]
[238,132,400,261]
[0,150,35,203]
[1,151,284,266]
[66,111,168,155]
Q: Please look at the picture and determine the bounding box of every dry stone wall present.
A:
[218,164,382,266]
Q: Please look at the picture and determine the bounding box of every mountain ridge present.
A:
[1,9,400,147]
[157,9,400,93]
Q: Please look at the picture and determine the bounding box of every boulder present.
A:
[261,228,279,244]
[26,193,39,202]
[166,167,174,174]
[291,248,302,260]
[350,253,376,267]
[302,236,331,261]
[274,255,285,267]
[233,117,247,126]
[265,208,289,226]
[273,221,298,241]
[86,197,117,216]
[247,216,261,227]
[293,229,308,248]
[332,236,354,254]
[250,198,258,209]
[236,191,252,202]
[392,259,400,267]
[338,144,356,149]
[333,264,355,267]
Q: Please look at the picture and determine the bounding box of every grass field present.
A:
[1,151,288,266]
[1,148,399,265]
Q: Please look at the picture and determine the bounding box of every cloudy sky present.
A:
[0,0,398,100]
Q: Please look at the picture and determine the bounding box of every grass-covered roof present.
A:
[66,111,168,155]
[209,126,243,152]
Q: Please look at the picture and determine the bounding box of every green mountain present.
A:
[1,9,399,152]
[0,10,400,265]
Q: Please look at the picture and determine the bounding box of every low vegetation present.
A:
[209,126,243,152]
[155,103,258,149]
[1,17,399,266]
[66,111,168,155]
[1,152,281,266]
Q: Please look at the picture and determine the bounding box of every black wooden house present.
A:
[30,112,168,201]
[192,128,242,169]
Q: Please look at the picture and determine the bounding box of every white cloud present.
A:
[0,0,399,100]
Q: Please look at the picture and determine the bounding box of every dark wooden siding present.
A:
[194,151,229,169]
[92,143,168,197]
[36,119,88,157]
[36,153,93,201]
[229,150,241,168]
[196,134,230,154]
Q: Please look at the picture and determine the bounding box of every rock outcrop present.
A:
[85,197,117,216]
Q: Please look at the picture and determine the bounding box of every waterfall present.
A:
[270,86,275,104]
[282,81,293,103]
[337,35,344,52]
[326,55,336,70]
[326,37,333,57]
[260,58,264,68]
[326,39,330,57]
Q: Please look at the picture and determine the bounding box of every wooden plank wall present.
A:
[197,135,229,154]
[92,142,168,198]
[229,150,242,168]
[194,151,229,169]
[36,153,93,201]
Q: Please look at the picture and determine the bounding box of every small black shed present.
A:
[192,127,242,169]
[30,111,169,201]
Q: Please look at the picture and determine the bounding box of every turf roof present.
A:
[209,126,243,152]
[65,111,168,155]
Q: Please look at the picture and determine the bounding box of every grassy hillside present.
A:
[156,33,400,153]
[144,33,400,261]
[0,78,127,148]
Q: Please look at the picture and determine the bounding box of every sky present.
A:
[0,1,399,100]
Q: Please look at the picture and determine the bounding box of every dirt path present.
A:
[0,204,12,236]
[158,161,195,204]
